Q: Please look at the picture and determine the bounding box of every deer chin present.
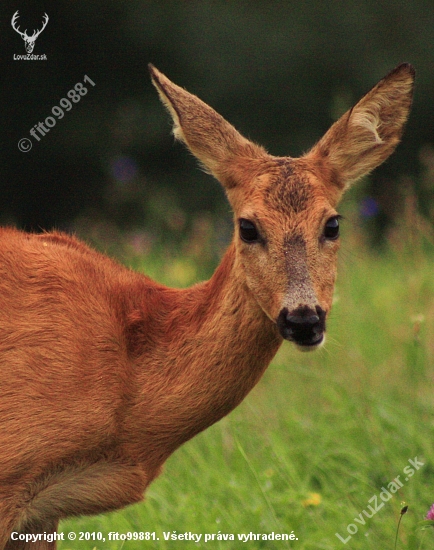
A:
[293,333,325,352]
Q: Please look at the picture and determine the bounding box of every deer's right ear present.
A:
[149,64,266,189]
[305,63,415,192]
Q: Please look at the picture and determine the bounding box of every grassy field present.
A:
[59,204,434,550]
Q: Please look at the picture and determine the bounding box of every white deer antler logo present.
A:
[11,11,49,54]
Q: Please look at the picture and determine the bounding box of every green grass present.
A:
[59,216,434,550]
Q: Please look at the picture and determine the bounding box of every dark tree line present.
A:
[4,1,434,244]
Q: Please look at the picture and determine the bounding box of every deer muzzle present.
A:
[277,305,326,350]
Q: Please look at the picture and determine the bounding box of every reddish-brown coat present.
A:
[1,63,414,548]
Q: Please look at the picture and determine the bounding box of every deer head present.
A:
[11,11,49,54]
[150,64,414,350]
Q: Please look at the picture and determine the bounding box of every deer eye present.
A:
[239,219,259,243]
[324,216,340,240]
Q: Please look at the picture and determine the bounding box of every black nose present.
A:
[277,305,326,347]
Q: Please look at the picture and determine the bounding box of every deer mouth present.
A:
[293,332,325,351]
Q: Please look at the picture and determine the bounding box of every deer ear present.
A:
[149,64,266,189]
[305,63,415,190]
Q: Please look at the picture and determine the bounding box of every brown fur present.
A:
[1,63,414,548]
[265,160,313,214]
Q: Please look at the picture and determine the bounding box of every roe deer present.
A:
[1,63,414,548]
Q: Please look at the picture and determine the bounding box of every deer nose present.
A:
[277,305,326,349]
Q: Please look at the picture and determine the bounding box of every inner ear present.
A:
[304,63,415,191]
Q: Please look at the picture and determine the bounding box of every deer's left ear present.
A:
[305,63,415,191]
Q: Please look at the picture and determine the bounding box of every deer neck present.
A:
[131,242,282,462]
[187,241,283,390]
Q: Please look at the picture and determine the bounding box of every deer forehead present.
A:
[235,158,337,234]
[264,159,317,215]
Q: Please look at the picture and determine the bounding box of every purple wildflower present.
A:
[426,504,434,520]
[360,197,379,218]
[111,155,138,183]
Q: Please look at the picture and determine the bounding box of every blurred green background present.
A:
[4,0,434,251]
[4,2,434,548]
